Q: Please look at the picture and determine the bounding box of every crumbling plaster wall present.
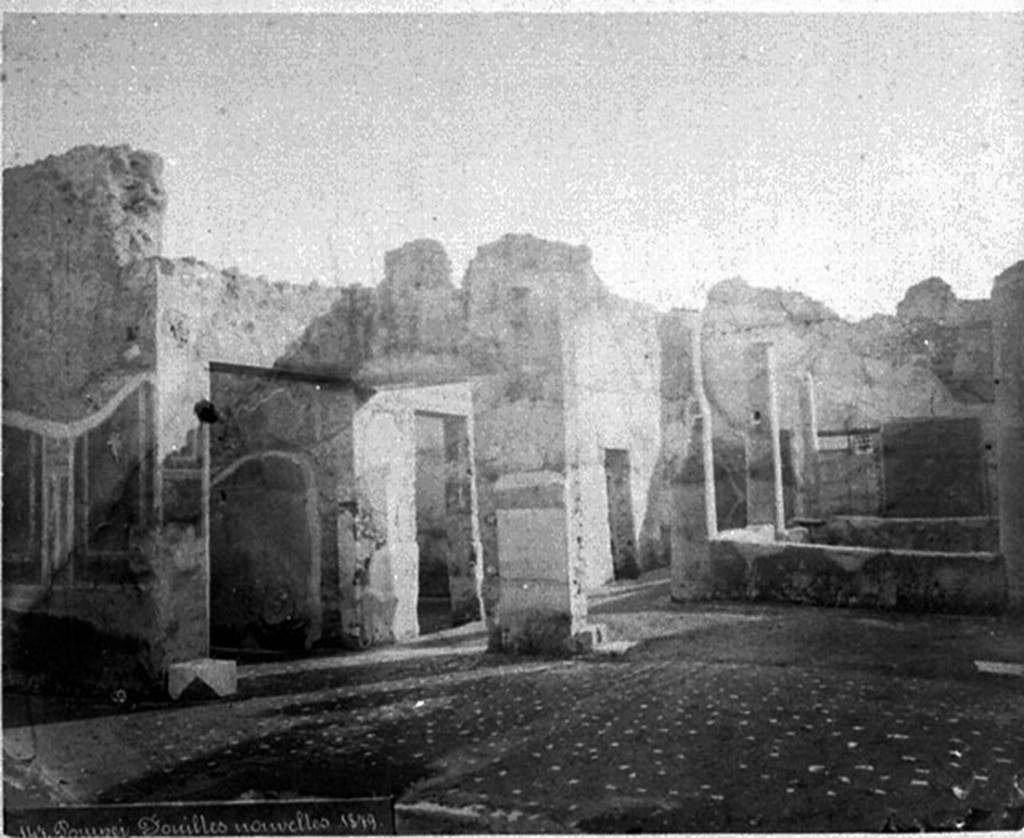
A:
[897,277,994,404]
[563,292,662,590]
[697,278,995,523]
[156,262,375,651]
[701,278,968,440]
[2,146,164,422]
[462,235,601,648]
[655,310,723,600]
[993,261,1024,611]
[359,238,468,387]
[154,260,349,460]
[1,147,180,691]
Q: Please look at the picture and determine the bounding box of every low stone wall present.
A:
[804,516,999,553]
[707,533,1005,614]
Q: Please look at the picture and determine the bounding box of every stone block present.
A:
[167,658,237,700]
[571,622,606,652]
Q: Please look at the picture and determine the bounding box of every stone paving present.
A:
[4,579,1023,833]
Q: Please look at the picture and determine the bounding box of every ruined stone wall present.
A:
[2,145,164,420]
[375,239,463,355]
[805,515,999,553]
[896,277,993,403]
[358,238,468,387]
[150,261,365,664]
[993,261,1024,611]
[462,235,592,648]
[656,311,720,600]
[1,147,174,693]
[9,142,1013,687]
[154,259,353,459]
[698,277,995,522]
[702,278,968,439]
[563,292,662,589]
[893,277,998,508]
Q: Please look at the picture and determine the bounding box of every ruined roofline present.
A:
[705,274,994,327]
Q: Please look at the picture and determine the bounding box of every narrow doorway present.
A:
[605,448,640,580]
[414,411,479,633]
[414,413,451,633]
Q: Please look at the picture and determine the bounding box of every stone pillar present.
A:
[443,415,482,625]
[493,471,588,653]
[670,313,715,601]
[694,318,717,539]
[746,342,793,533]
[766,345,786,536]
[745,342,776,527]
[993,261,1024,611]
[800,372,821,518]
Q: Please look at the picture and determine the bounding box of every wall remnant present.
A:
[708,535,1005,614]
[993,261,1024,611]
[803,516,999,553]
[2,146,164,421]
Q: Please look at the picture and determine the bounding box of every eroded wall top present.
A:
[700,277,981,434]
[3,145,166,419]
[155,258,353,458]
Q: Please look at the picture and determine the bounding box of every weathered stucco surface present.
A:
[462,236,578,647]
[1,149,204,691]
[463,235,657,648]
[3,146,163,421]
[155,259,348,460]
[701,278,975,436]
[563,292,661,589]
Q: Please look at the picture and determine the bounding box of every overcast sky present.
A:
[3,9,1022,319]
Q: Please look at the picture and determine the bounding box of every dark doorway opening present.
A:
[414,412,479,634]
[415,413,452,634]
[605,448,640,580]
